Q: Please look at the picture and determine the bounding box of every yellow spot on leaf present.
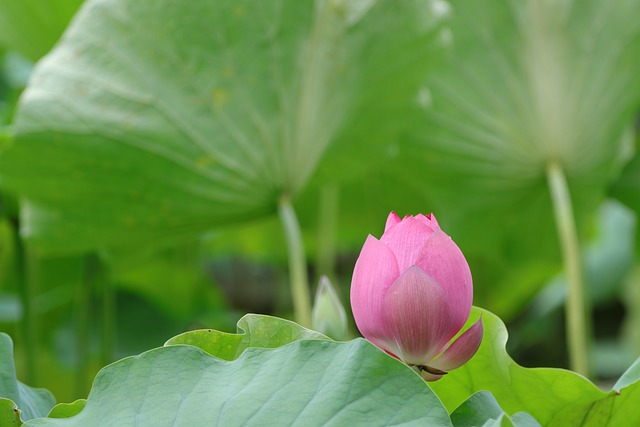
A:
[212,88,229,110]
[196,156,217,169]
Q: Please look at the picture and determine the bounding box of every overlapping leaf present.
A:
[430,308,640,426]
[23,340,452,427]
[165,313,329,360]
[450,391,540,427]
[0,398,23,426]
[46,401,85,420]
[0,0,443,254]
[0,333,55,421]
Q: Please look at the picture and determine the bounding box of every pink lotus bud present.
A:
[350,212,483,381]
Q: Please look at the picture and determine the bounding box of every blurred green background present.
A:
[0,0,639,402]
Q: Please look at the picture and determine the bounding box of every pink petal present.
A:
[380,217,436,271]
[415,229,473,341]
[430,317,483,372]
[414,213,439,230]
[350,235,399,349]
[380,266,453,366]
[384,211,402,232]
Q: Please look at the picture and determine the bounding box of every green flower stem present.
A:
[546,161,590,377]
[279,195,312,327]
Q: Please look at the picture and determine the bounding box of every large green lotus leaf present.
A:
[392,0,640,316]
[408,0,640,242]
[0,398,23,426]
[24,340,453,427]
[166,313,328,360]
[431,308,640,426]
[0,0,83,60]
[450,391,540,427]
[0,333,55,421]
[0,0,442,255]
[46,400,86,419]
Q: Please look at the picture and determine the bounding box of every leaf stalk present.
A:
[546,161,590,377]
[279,195,312,327]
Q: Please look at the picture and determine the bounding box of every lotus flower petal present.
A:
[350,235,399,349]
[415,229,473,340]
[380,217,437,271]
[381,266,452,366]
[414,213,439,229]
[430,317,483,372]
[384,211,402,232]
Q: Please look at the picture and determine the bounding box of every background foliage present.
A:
[0,0,639,422]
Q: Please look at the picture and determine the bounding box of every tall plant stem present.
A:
[546,161,590,377]
[279,195,312,327]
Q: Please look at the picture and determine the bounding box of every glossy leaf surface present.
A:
[24,340,452,427]
[450,391,540,427]
[165,313,329,360]
[431,308,640,426]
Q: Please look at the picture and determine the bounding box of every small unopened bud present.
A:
[312,276,348,340]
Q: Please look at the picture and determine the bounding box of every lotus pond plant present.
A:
[3,0,640,425]
[2,211,640,426]
[351,212,483,380]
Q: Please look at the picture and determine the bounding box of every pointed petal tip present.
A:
[385,211,402,232]
[317,275,331,292]
[430,317,483,372]
[380,217,439,271]
[427,212,439,225]
[412,212,439,229]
